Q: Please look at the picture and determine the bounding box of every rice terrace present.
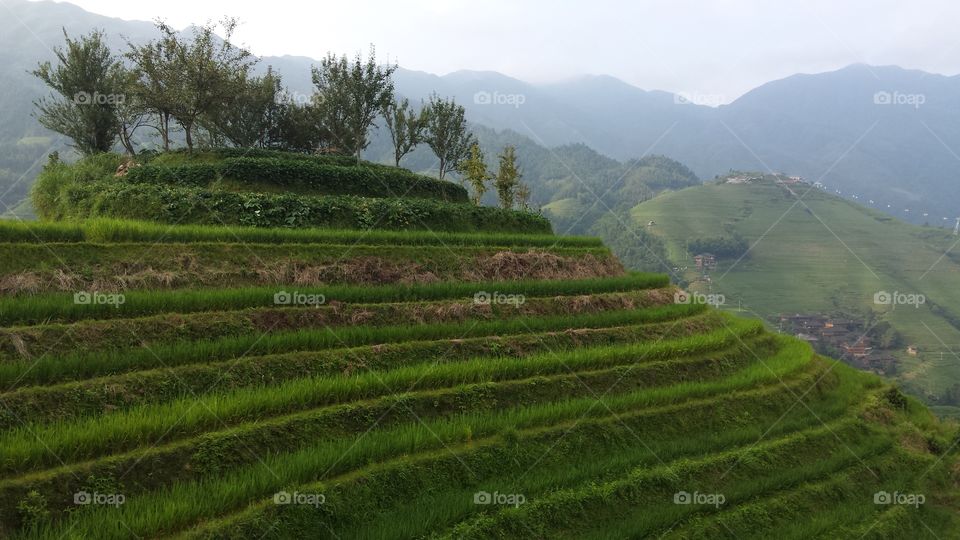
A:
[1,4,960,538]
[0,146,954,538]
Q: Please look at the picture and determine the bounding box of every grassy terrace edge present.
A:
[0,218,601,248]
[0,272,668,326]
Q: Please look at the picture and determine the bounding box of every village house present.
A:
[842,336,872,359]
[694,253,717,270]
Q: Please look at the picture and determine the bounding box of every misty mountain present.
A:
[3,0,959,223]
[395,64,960,223]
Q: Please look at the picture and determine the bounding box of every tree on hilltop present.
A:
[458,142,492,205]
[423,94,474,180]
[32,29,126,155]
[124,33,179,151]
[494,145,521,209]
[204,67,283,148]
[382,97,426,167]
[127,18,257,152]
[312,46,396,160]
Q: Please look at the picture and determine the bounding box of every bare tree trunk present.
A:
[185,122,194,152]
[161,113,171,151]
[118,125,136,155]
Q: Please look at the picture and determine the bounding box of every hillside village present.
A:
[779,313,899,375]
[717,171,807,185]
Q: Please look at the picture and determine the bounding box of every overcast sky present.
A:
[46,0,960,102]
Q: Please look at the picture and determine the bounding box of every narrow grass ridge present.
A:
[0,218,601,248]
[0,288,679,364]
[0,273,667,325]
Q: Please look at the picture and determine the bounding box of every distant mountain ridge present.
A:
[409,63,960,224]
[2,0,960,222]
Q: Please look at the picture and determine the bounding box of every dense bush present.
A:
[39,180,551,234]
[124,156,469,202]
[30,153,125,220]
[124,164,220,186]
[220,157,468,202]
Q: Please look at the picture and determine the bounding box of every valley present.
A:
[632,175,960,414]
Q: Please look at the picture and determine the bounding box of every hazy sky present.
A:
[45,0,960,102]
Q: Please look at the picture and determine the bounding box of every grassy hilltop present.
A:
[31,150,551,234]
[0,151,957,537]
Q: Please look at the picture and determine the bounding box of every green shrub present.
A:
[16,490,50,530]
[31,153,125,220]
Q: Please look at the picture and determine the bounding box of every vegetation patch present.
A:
[123,156,470,202]
[37,175,550,233]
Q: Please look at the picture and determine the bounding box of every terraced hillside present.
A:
[1,152,958,537]
[630,179,960,414]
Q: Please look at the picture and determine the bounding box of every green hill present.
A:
[631,176,960,414]
[0,152,957,537]
[30,151,549,234]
